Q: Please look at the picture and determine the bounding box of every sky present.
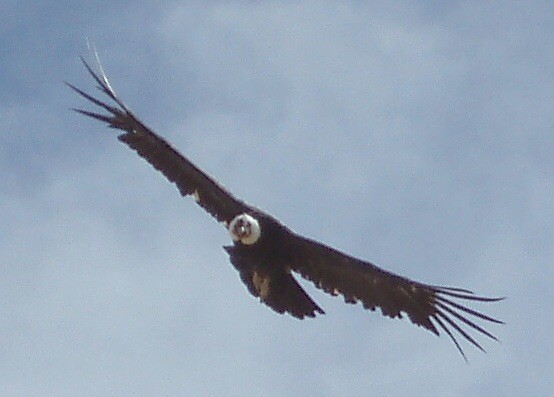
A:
[1,1,553,396]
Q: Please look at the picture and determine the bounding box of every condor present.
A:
[68,53,503,360]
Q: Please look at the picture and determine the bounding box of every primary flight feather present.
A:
[68,54,503,360]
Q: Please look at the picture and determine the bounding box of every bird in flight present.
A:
[68,52,503,360]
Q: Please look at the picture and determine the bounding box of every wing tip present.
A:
[429,285,504,360]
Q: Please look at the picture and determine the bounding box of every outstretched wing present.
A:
[289,235,503,359]
[224,245,325,319]
[67,55,249,224]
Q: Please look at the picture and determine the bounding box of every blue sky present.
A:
[1,1,552,396]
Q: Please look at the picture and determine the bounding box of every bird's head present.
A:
[228,213,261,245]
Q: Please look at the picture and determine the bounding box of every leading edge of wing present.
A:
[67,52,250,224]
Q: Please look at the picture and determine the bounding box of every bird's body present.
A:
[69,53,503,359]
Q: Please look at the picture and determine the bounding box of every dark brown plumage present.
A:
[68,53,503,360]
